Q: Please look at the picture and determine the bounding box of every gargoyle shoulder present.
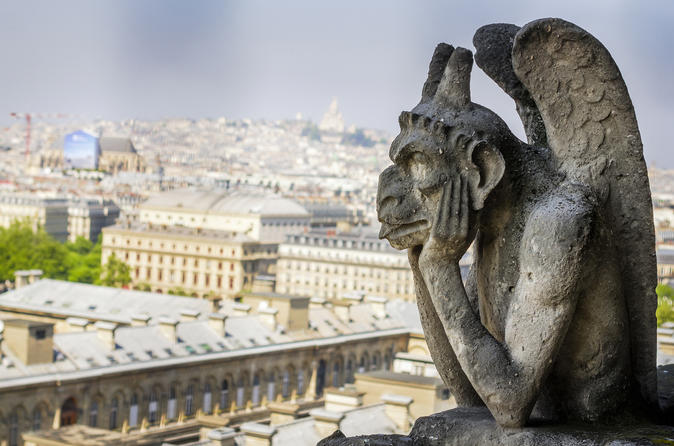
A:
[520,183,597,295]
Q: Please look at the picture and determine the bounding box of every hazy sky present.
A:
[1,1,672,165]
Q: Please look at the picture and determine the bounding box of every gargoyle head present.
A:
[377,44,511,250]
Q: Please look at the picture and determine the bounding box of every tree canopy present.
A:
[656,283,674,326]
[0,220,129,288]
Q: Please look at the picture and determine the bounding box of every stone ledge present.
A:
[318,407,674,446]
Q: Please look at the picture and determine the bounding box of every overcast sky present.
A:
[1,1,672,165]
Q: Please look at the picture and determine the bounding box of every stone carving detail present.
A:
[376,17,658,428]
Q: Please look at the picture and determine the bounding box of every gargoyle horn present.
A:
[432,47,473,109]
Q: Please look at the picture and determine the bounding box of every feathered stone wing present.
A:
[511,17,657,408]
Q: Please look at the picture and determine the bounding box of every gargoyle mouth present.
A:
[379,219,430,241]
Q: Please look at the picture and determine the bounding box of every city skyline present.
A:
[0,1,673,165]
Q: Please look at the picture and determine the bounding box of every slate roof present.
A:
[0,280,420,387]
[99,137,136,154]
[142,189,309,217]
[0,279,213,325]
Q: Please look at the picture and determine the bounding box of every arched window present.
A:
[346,360,354,384]
[372,353,380,371]
[252,374,261,406]
[129,394,139,427]
[267,372,276,402]
[109,398,118,429]
[220,380,229,411]
[282,370,290,398]
[168,385,177,419]
[32,407,42,431]
[236,376,245,408]
[148,391,158,424]
[89,401,98,427]
[332,362,340,387]
[185,384,194,416]
[297,370,305,395]
[384,352,391,371]
[203,383,212,414]
[9,413,18,446]
[359,354,370,373]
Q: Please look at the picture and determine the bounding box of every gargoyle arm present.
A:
[422,189,593,427]
[409,249,484,407]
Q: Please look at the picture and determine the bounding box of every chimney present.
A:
[14,270,29,289]
[95,321,118,350]
[232,302,251,317]
[3,319,54,365]
[267,401,300,426]
[208,313,227,337]
[66,317,90,332]
[240,423,276,446]
[159,317,178,343]
[258,307,278,330]
[324,386,364,412]
[28,269,43,284]
[381,394,413,433]
[180,309,200,322]
[208,427,238,446]
[210,297,222,313]
[365,296,388,319]
[14,269,43,289]
[131,313,151,326]
[332,301,352,323]
[310,409,344,438]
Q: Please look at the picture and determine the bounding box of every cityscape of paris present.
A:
[0,1,673,445]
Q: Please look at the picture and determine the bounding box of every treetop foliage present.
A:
[0,220,129,288]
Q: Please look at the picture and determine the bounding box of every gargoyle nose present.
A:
[377,165,406,221]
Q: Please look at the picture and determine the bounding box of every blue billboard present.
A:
[63,130,99,169]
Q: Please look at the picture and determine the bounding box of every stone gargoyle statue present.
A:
[376,17,659,429]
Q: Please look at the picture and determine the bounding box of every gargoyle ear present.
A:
[469,141,505,211]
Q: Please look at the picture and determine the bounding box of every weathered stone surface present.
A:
[328,16,665,446]
[320,408,674,446]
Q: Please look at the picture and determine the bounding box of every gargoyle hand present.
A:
[419,175,471,268]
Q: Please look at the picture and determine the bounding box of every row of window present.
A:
[132,267,237,289]
[124,252,238,271]
[282,247,406,265]
[287,236,390,252]
[280,260,411,279]
[111,237,240,256]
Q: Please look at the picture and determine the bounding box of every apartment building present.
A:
[275,228,416,301]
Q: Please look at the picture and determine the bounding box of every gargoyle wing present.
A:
[473,23,547,147]
[511,18,658,409]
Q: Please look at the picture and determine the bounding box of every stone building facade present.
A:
[0,194,69,242]
[67,198,120,242]
[275,229,416,301]
[0,279,413,445]
[101,223,277,297]
[0,330,406,446]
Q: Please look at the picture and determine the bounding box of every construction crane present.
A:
[9,113,82,161]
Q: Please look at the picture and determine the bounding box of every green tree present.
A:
[0,220,69,281]
[65,236,102,284]
[100,253,131,287]
[656,283,674,326]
